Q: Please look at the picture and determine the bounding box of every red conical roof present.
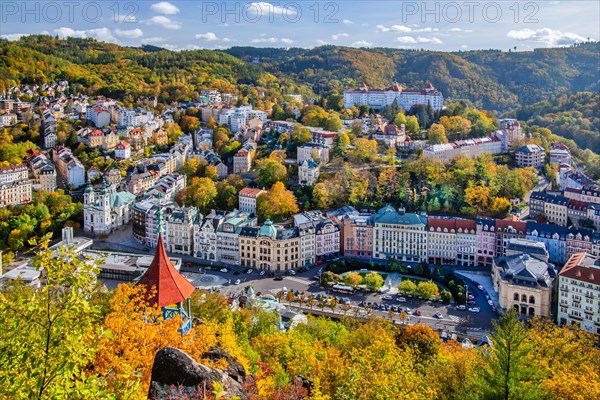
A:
[138,234,195,307]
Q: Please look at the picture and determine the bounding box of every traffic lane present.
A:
[461,278,497,329]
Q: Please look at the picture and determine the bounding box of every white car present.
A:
[397,297,407,303]
[477,285,484,290]
[434,312,443,319]
[487,300,494,306]
[289,270,296,275]
[468,307,480,313]
[405,307,412,315]
[220,268,228,273]
[456,305,466,310]
[382,295,393,301]
[234,279,241,285]
[259,270,265,276]
[247,269,253,274]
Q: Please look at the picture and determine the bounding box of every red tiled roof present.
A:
[138,234,195,307]
[559,253,600,285]
[239,187,265,197]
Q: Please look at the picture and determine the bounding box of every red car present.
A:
[316,260,324,265]
[414,309,422,316]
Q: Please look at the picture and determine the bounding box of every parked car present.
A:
[477,284,484,291]
[487,299,494,306]
[247,269,253,274]
[316,260,324,265]
[414,309,421,316]
[391,305,398,312]
[396,297,407,302]
[274,276,283,281]
[234,279,241,285]
[469,307,481,313]
[382,295,394,301]
[259,270,265,276]
[220,268,228,273]
[456,305,466,310]
[289,269,296,275]
[434,312,443,319]
[405,307,412,315]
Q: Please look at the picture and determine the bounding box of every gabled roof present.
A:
[138,234,195,307]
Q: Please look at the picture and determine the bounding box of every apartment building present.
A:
[343,82,443,111]
[165,207,198,255]
[515,144,545,168]
[239,220,302,271]
[557,253,600,334]
[0,164,32,207]
[238,187,266,215]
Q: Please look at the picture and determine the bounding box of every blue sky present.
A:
[0,1,598,51]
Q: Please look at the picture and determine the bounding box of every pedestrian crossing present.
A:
[447,315,462,323]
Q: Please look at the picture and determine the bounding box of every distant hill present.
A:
[505,92,600,152]
[0,35,312,104]
[225,43,600,111]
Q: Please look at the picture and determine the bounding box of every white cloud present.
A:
[343,19,354,24]
[246,2,296,15]
[251,36,294,44]
[395,36,442,44]
[184,44,201,50]
[0,33,28,41]
[395,36,417,44]
[332,33,349,40]
[144,15,181,29]
[377,24,412,33]
[461,45,469,49]
[144,36,166,43]
[316,39,329,45]
[222,38,233,43]
[114,28,144,39]
[352,41,372,47]
[377,24,437,34]
[507,28,586,46]
[161,43,179,50]
[54,27,117,43]
[150,2,180,15]
[195,32,219,41]
[449,28,473,33]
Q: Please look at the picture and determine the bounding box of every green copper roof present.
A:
[259,219,277,239]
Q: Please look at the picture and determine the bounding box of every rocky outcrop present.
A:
[148,347,248,400]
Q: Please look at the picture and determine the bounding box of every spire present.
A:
[157,208,164,234]
[137,233,195,307]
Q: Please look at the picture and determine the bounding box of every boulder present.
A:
[201,346,246,383]
[148,347,248,400]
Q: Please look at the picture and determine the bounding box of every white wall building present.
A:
[238,187,266,215]
[83,184,136,235]
[344,82,443,111]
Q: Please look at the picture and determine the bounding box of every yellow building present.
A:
[238,220,301,271]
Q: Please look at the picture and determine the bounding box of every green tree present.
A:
[333,131,350,157]
[0,243,125,399]
[255,158,288,188]
[480,310,543,400]
[416,280,438,299]
[364,272,384,292]
[394,112,407,127]
[428,123,448,144]
[398,280,416,296]
[405,115,420,134]
[184,177,217,214]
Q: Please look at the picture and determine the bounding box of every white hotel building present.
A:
[344,82,443,111]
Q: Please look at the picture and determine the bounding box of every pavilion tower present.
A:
[138,209,196,334]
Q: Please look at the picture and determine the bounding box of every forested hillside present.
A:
[226,42,600,111]
[508,92,600,152]
[0,35,312,105]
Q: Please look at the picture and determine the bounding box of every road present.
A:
[182,263,498,333]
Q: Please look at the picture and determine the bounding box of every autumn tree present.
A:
[343,271,363,287]
[183,177,217,213]
[394,111,407,127]
[428,123,448,144]
[464,185,491,214]
[364,272,384,292]
[256,182,299,221]
[179,115,200,133]
[216,174,246,211]
[350,138,378,163]
[312,182,331,209]
[255,158,288,188]
[290,124,312,146]
[395,324,441,364]
[491,197,511,217]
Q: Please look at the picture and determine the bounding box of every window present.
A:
[514,293,519,301]
[529,296,535,304]
[521,294,527,303]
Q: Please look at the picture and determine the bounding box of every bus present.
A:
[332,284,355,295]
